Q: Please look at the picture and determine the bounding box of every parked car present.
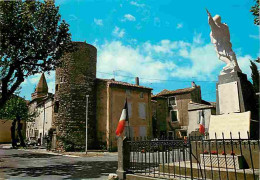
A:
[26,137,37,146]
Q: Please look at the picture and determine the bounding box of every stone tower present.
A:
[31,73,48,100]
[53,42,97,151]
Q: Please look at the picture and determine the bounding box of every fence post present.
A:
[117,136,130,180]
[189,136,193,180]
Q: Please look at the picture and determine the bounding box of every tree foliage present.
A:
[0,95,36,147]
[250,60,260,93]
[0,0,71,107]
[250,0,259,25]
[0,95,35,122]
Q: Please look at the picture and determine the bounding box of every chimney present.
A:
[135,77,139,85]
[191,81,196,87]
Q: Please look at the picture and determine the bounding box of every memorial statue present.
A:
[206,9,241,74]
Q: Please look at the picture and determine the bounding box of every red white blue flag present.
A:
[116,100,128,137]
[199,111,205,135]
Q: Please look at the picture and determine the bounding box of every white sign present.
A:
[218,81,240,114]
[209,111,251,139]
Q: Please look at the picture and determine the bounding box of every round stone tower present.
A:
[53,42,97,151]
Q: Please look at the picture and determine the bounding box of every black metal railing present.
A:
[125,132,259,180]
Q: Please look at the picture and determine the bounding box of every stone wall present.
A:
[54,42,97,151]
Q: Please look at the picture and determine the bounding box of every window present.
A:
[139,126,146,137]
[168,96,176,106]
[127,102,132,118]
[140,92,144,98]
[54,101,59,113]
[198,110,204,124]
[170,110,178,122]
[138,103,146,119]
[55,84,59,92]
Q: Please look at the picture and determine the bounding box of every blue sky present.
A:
[21,0,259,102]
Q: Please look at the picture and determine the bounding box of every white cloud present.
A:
[122,14,136,22]
[94,18,103,26]
[96,41,173,82]
[176,23,183,29]
[193,33,203,44]
[249,34,260,40]
[237,55,257,77]
[96,33,255,83]
[112,26,125,38]
[171,44,222,80]
[143,40,189,56]
[130,1,145,7]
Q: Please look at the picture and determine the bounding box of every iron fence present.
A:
[125,132,259,180]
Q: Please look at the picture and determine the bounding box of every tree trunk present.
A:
[17,116,26,147]
[11,119,17,148]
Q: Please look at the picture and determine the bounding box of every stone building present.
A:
[152,82,202,139]
[96,78,152,150]
[52,42,153,151]
[53,42,97,151]
[27,42,153,151]
[27,73,54,145]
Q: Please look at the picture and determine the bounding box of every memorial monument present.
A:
[206,10,258,139]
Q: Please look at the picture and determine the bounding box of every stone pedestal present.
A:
[216,71,256,115]
[215,71,258,138]
[116,137,130,180]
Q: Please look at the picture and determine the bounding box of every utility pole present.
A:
[42,102,46,146]
[86,95,89,154]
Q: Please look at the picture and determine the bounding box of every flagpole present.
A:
[126,98,131,139]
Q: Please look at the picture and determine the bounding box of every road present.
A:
[0,148,118,180]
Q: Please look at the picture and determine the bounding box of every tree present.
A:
[250,0,259,25]
[0,95,35,148]
[0,0,71,107]
[250,60,260,93]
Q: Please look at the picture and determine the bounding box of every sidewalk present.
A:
[22,148,118,158]
[0,144,117,158]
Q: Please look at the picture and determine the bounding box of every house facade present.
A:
[187,101,216,136]
[152,82,201,139]
[96,78,152,150]
[27,73,54,145]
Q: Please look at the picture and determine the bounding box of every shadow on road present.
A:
[3,161,118,179]
[4,153,57,159]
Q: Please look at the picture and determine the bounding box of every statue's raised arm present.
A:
[206,9,241,75]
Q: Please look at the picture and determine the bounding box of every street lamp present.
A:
[86,95,89,154]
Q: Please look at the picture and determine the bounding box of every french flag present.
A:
[199,111,205,135]
[116,100,129,137]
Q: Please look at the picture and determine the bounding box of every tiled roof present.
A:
[97,78,153,90]
[152,87,197,98]
[188,101,215,110]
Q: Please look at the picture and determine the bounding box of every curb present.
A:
[17,149,80,158]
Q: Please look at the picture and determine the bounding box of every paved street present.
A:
[0,148,118,180]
